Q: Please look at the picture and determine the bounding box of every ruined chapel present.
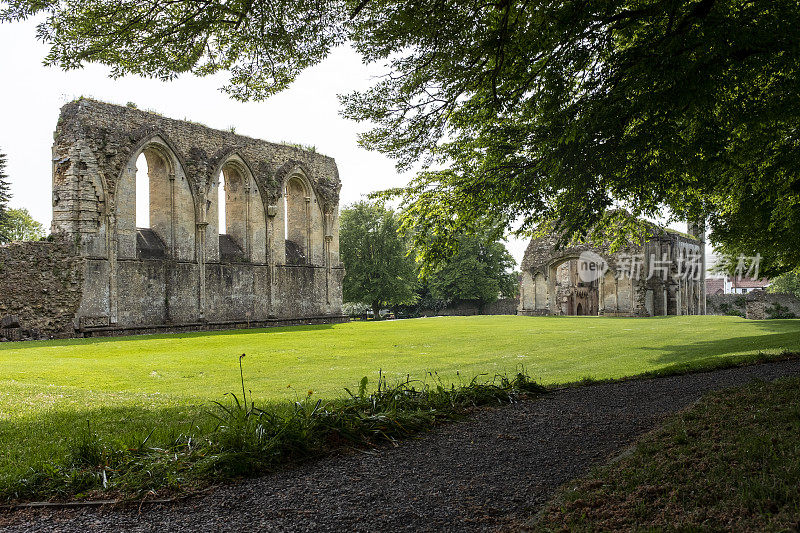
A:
[518,221,706,317]
[0,99,345,339]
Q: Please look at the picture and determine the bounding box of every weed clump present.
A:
[4,358,544,503]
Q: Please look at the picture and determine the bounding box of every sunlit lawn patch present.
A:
[1,314,798,502]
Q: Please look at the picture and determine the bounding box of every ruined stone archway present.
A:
[548,255,600,317]
[211,155,267,263]
[42,99,345,335]
[517,216,706,317]
[116,135,197,261]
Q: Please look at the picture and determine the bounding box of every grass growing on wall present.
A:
[1,315,799,502]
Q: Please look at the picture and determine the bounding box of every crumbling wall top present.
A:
[54,98,341,208]
[520,217,701,273]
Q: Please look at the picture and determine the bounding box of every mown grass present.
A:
[1,315,799,503]
[3,315,800,409]
[534,376,800,531]
[2,366,544,502]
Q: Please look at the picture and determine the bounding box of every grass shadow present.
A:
[642,319,800,366]
[0,322,341,352]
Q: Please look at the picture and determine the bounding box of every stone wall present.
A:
[708,292,800,319]
[743,291,800,319]
[518,222,705,317]
[483,298,520,315]
[1,99,346,340]
[706,294,748,317]
[0,239,84,339]
[416,298,519,317]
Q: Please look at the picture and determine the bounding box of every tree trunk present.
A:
[372,301,381,321]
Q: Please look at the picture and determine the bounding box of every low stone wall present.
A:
[418,298,519,317]
[745,291,800,320]
[0,239,84,339]
[706,294,748,317]
[483,298,520,315]
[708,292,800,319]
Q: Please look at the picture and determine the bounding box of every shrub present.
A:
[766,303,796,319]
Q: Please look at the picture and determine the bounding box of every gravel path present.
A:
[3,358,800,533]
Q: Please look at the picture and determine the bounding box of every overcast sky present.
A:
[1,18,712,267]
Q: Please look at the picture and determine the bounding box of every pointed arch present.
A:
[211,153,268,262]
[121,130,192,193]
[274,160,316,196]
[115,133,196,260]
[283,170,312,264]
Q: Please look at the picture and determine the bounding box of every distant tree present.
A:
[339,201,417,319]
[426,227,516,310]
[0,208,46,243]
[767,270,800,299]
[0,151,10,231]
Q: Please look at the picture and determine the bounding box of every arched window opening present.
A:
[118,138,195,261]
[284,176,309,265]
[553,258,600,316]
[218,175,226,235]
[134,147,171,259]
[217,164,248,261]
[135,153,149,228]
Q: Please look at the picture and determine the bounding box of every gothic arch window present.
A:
[135,146,172,237]
[284,175,311,264]
[135,153,150,228]
[214,157,267,262]
[117,137,195,260]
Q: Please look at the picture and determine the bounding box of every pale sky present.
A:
[0,18,711,268]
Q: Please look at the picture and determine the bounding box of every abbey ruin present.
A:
[0,99,345,339]
[519,222,706,317]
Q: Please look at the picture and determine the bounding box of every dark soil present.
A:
[3,358,800,532]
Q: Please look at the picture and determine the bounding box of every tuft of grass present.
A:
[533,376,800,531]
[0,366,543,503]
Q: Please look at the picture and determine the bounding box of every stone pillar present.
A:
[244,183,252,260]
[324,209,333,307]
[745,289,767,319]
[196,221,208,321]
[598,273,605,315]
[267,203,278,284]
[304,196,312,263]
[547,266,557,315]
[687,220,707,315]
[169,172,176,256]
[107,211,118,324]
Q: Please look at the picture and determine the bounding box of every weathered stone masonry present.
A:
[2,99,346,339]
[0,240,84,339]
[518,222,706,317]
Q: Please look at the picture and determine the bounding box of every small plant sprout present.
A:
[239,353,248,408]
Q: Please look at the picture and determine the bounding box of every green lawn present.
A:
[3,315,800,419]
[1,314,799,501]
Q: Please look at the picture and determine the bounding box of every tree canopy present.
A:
[339,201,417,317]
[768,270,800,299]
[6,0,799,274]
[0,151,11,241]
[0,208,46,243]
[426,227,517,308]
